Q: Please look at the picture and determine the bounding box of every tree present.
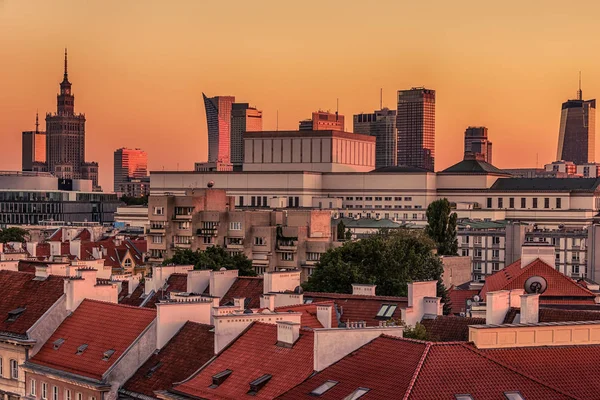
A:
[403,322,429,340]
[0,227,29,243]
[163,247,256,276]
[425,198,458,256]
[302,229,444,297]
[336,220,346,241]
[119,195,148,206]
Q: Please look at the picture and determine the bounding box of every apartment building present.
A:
[147,189,334,278]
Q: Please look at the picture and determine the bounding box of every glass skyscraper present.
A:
[557,86,596,164]
[203,93,235,164]
[353,108,397,169]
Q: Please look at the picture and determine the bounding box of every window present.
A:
[374,197,382,201]
[53,386,58,400]
[343,388,370,400]
[345,197,353,201]
[521,197,526,208]
[376,304,397,318]
[10,359,17,379]
[310,380,338,396]
[509,197,514,208]
[42,383,48,400]
[461,249,469,257]
[462,235,469,244]
[492,236,500,245]
[473,262,482,272]
[404,197,412,201]
[123,259,132,267]
[77,393,82,400]
[152,235,163,244]
[394,197,402,201]
[281,253,294,261]
[31,379,36,397]
[486,198,492,208]
[544,197,550,208]
[365,197,373,201]
[556,252,560,260]
[229,222,242,231]
[153,206,164,215]
[474,236,482,245]
[492,262,500,271]
[497,198,503,208]
[356,197,363,200]
[504,392,525,400]
[306,252,321,261]
[203,236,213,244]
[573,264,580,274]
[474,248,482,258]
[412,213,418,220]
[384,197,392,201]
[254,237,265,246]
[556,198,562,209]
[65,390,71,400]
[492,249,500,258]
[532,198,538,209]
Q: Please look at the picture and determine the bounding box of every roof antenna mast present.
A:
[577,71,583,100]
[380,88,383,110]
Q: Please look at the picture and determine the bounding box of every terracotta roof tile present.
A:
[143,274,188,309]
[274,302,336,329]
[73,229,91,241]
[29,299,156,380]
[172,322,314,400]
[420,316,486,342]
[503,306,600,324]
[122,322,214,398]
[220,277,264,309]
[447,288,479,315]
[0,270,65,337]
[47,229,62,242]
[119,283,148,307]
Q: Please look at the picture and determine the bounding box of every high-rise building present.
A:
[114,148,149,197]
[464,126,493,164]
[203,93,235,165]
[353,108,397,169]
[230,103,262,168]
[557,80,596,164]
[22,113,47,171]
[396,87,436,171]
[299,111,344,131]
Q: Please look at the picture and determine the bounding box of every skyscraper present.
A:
[114,148,149,197]
[299,111,345,131]
[203,93,235,165]
[557,79,596,164]
[464,126,493,164]
[353,108,397,169]
[231,103,262,168]
[396,87,436,171]
[22,113,47,171]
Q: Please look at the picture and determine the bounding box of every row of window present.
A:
[342,212,426,220]
[30,379,96,400]
[486,197,562,209]
[346,204,421,209]
[460,236,501,245]
[462,249,501,258]
[345,196,413,201]
[0,357,18,379]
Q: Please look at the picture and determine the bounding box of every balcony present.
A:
[473,241,483,247]
[149,227,166,234]
[173,214,192,221]
[276,243,298,252]
[197,227,218,237]
[226,241,244,250]
[172,242,192,249]
[303,259,319,266]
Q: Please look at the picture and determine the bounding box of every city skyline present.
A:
[2,1,600,189]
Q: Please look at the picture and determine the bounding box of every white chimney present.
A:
[26,242,37,257]
[69,240,81,260]
[187,269,211,293]
[233,298,245,311]
[64,268,118,312]
[521,242,555,269]
[260,294,276,311]
[263,270,301,294]
[276,321,300,347]
[209,269,239,298]
[520,294,540,324]
[156,299,212,349]
[486,290,510,325]
[509,289,525,308]
[316,304,333,329]
[351,284,376,296]
[34,265,49,280]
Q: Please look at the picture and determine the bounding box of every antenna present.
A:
[35,110,39,133]
[336,98,339,121]
[577,71,583,100]
[380,88,382,110]
[276,110,279,131]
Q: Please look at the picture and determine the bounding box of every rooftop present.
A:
[490,177,600,192]
[440,159,509,175]
[220,276,264,309]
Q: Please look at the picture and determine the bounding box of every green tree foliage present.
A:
[163,247,256,276]
[302,229,444,297]
[425,198,458,256]
[336,220,346,241]
[0,227,29,243]
[403,322,429,340]
[119,195,148,206]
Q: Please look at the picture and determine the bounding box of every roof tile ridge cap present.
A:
[458,343,578,399]
[402,342,431,400]
[81,298,157,313]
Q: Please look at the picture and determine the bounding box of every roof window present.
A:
[248,374,272,395]
[76,344,88,355]
[375,304,397,319]
[102,349,115,361]
[209,369,232,388]
[53,338,65,350]
[343,388,370,400]
[145,362,162,378]
[455,395,474,400]
[504,392,525,400]
[7,307,26,322]
[310,380,338,396]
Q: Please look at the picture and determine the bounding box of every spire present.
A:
[35,111,39,133]
[63,48,68,81]
[577,71,583,100]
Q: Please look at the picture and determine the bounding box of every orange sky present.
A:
[2,0,600,190]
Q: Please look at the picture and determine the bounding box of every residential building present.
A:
[299,111,344,131]
[545,160,577,175]
[114,148,149,197]
[464,126,492,164]
[21,114,46,172]
[203,93,235,166]
[230,104,262,168]
[557,81,596,164]
[114,206,148,232]
[353,108,397,168]
[577,163,600,177]
[397,87,436,171]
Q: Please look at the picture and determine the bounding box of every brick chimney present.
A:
[276,321,300,347]
[352,284,376,296]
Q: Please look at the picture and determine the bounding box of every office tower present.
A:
[557,79,596,164]
[396,87,436,171]
[353,108,397,169]
[203,93,235,165]
[464,126,493,164]
[22,113,47,171]
[231,103,263,167]
[114,148,149,197]
[299,111,345,131]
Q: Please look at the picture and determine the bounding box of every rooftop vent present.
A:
[76,344,88,355]
[504,391,525,400]
[53,338,65,350]
[145,362,162,378]
[248,374,272,395]
[342,388,370,400]
[310,380,338,396]
[102,349,116,361]
[6,307,26,322]
[209,369,232,388]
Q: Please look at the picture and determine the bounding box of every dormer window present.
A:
[343,388,370,400]
[209,369,232,388]
[102,349,115,361]
[7,307,26,322]
[247,374,272,395]
[124,259,132,267]
[145,362,162,378]
[504,392,525,400]
[310,380,338,396]
[53,338,65,350]
[455,395,474,400]
[376,304,397,319]
[75,344,88,355]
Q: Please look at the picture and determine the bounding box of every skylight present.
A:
[248,374,272,396]
[53,338,65,350]
[455,395,474,400]
[209,369,232,388]
[343,388,370,400]
[376,304,397,319]
[7,307,26,322]
[146,362,162,378]
[76,344,88,355]
[102,349,115,361]
[504,392,525,400]
[310,380,338,396]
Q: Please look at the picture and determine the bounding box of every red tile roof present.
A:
[480,258,595,302]
[73,229,91,241]
[420,316,486,342]
[304,292,407,326]
[119,283,147,307]
[47,229,62,241]
[143,273,188,309]
[36,242,51,258]
[172,322,314,400]
[220,277,264,309]
[60,241,71,255]
[29,299,156,380]
[0,270,65,338]
[122,322,214,398]
[447,287,479,315]
[278,336,574,400]
[274,302,336,329]
[80,238,146,269]
[503,306,600,324]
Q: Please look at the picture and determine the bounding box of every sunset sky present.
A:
[2,0,600,189]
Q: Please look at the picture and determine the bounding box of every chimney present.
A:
[351,284,376,296]
[260,294,276,311]
[187,269,210,294]
[521,242,555,269]
[156,299,212,349]
[509,289,525,308]
[276,321,300,347]
[26,242,37,257]
[70,240,81,260]
[520,294,540,324]
[263,270,301,294]
[34,265,49,280]
[209,269,239,298]
[233,298,245,311]
[316,304,333,328]
[486,290,510,325]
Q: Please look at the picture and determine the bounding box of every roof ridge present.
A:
[81,298,157,313]
[459,343,578,399]
[519,259,595,297]
[402,342,431,400]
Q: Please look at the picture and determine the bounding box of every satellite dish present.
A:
[207,180,215,188]
[466,299,473,306]
[473,295,481,302]
[524,276,548,294]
